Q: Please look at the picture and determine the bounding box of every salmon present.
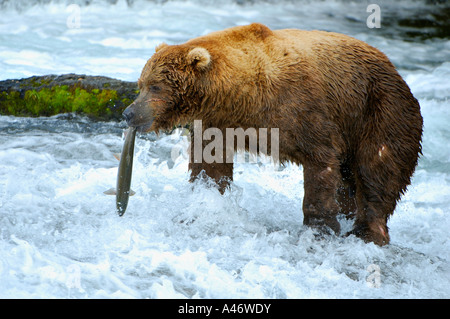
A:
[104,127,137,216]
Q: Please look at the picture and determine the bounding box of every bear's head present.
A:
[123,42,212,132]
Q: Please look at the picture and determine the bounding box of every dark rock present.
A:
[0,74,139,121]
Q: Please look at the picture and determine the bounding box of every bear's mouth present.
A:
[135,122,153,133]
[123,98,154,130]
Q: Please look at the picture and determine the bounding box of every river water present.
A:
[0,0,449,298]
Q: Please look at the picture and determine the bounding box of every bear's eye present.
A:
[149,85,161,93]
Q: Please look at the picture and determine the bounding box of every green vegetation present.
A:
[0,85,122,119]
[0,74,140,120]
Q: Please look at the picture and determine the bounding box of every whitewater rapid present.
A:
[0,0,449,298]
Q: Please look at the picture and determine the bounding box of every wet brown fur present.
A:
[124,23,423,246]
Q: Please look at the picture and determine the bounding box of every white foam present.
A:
[0,0,449,299]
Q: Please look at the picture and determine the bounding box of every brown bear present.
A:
[123,23,423,246]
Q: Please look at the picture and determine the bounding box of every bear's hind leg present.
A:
[302,162,341,234]
[349,155,401,246]
[348,195,393,246]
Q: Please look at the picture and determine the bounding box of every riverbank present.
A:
[0,74,138,120]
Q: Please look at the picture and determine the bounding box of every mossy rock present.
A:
[0,74,139,121]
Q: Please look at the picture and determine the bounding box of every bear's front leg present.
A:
[188,128,233,194]
[302,162,341,234]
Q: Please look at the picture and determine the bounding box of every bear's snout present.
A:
[122,107,134,123]
[123,98,154,131]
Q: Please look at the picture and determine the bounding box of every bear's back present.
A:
[185,23,392,83]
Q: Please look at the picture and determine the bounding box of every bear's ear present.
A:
[155,42,169,53]
[187,47,211,71]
